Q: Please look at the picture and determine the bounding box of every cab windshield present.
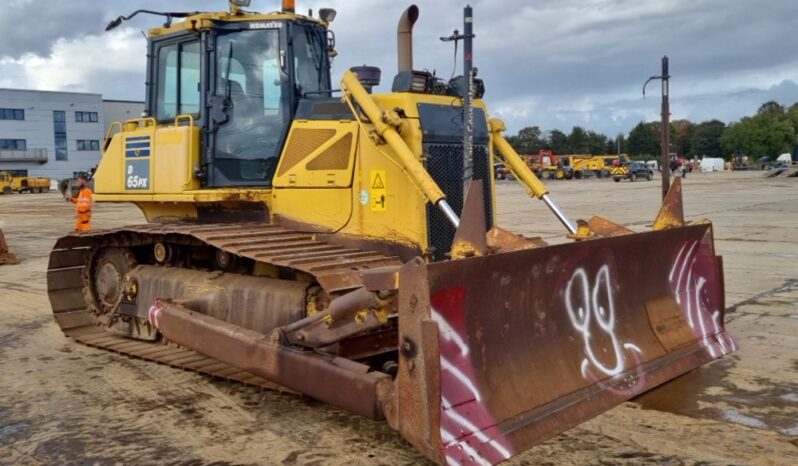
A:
[211,25,330,186]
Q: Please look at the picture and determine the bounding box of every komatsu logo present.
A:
[248,21,281,29]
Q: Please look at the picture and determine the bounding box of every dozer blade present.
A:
[391,223,735,465]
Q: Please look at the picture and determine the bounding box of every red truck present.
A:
[525,150,564,179]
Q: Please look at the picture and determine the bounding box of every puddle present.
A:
[765,252,798,259]
[636,358,798,436]
[727,278,798,313]
[0,406,32,446]
[721,409,767,428]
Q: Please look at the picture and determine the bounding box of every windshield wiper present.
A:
[224,42,234,100]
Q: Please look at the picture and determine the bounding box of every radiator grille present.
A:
[425,144,493,261]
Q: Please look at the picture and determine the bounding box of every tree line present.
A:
[506,101,798,160]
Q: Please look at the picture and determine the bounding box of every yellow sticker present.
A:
[370,169,387,211]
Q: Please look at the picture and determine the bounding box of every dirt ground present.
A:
[0,171,796,465]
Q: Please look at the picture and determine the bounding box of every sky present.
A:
[1,0,797,136]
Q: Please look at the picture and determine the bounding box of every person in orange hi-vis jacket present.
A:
[70,174,93,232]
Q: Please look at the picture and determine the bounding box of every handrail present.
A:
[123,117,158,130]
[0,148,48,163]
[489,118,578,234]
[340,69,460,228]
[174,114,194,126]
[102,121,123,153]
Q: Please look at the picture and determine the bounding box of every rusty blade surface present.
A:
[408,223,734,465]
[451,180,487,258]
[653,177,685,230]
[588,215,634,237]
[0,228,18,264]
[486,226,547,252]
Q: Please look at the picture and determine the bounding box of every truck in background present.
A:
[525,150,566,179]
[0,171,51,194]
[561,154,612,179]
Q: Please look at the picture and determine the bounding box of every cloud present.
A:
[0,0,111,58]
[0,28,147,99]
[1,0,797,136]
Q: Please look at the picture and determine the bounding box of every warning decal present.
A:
[370,169,386,211]
[371,173,385,189]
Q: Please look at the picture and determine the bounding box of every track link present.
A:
[47,222,403,388]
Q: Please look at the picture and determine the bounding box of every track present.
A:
[47,222,403,389]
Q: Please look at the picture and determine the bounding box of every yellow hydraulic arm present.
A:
[341,68,576,234]
[341,70,462,228]
[489,119,578,234]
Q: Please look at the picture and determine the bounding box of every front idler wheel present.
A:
[92,248,135,315]
[87,246,157,340]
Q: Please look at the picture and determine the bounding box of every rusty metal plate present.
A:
[653,177,685,230]
[0,228,18,264]
[451,180,488,258]
[150,300,390,419]
[400,223,735,465]
[486,226,547,252]
[588,215,634,237]
[645,295,696,351]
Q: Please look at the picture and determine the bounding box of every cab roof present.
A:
[148,10,326,37]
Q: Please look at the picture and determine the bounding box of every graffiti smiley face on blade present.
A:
[565,263,644,393]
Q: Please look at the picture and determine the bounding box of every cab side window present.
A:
[155,41,200,120]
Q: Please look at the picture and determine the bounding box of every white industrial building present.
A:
[0,88,143,180]
[102,99,145,135]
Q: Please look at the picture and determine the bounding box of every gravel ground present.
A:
[0,170,796,465]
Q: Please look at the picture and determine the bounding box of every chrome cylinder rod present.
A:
[542,194,577,234]
[437,199,461,229]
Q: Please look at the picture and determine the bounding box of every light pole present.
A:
[643,56,671,200]
[441,5,476,203]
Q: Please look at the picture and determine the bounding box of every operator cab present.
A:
[141,3,332,187]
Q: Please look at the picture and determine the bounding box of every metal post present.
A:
[643,56,672,201]
[660,56,670,200]
[462,5,474,203]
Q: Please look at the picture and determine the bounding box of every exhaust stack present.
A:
[397,5,419,72]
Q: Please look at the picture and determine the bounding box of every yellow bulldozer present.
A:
[47,2,735,464]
